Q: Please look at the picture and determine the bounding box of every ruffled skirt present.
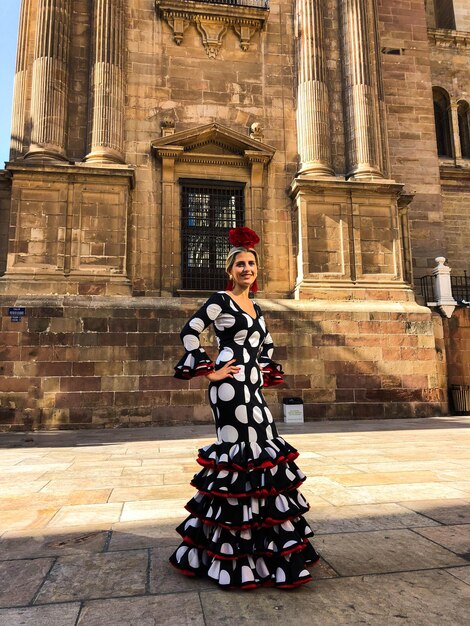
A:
[169,436,320,589]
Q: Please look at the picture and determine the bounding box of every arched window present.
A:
[458,101,470,159]
[433,87,453,158]
[433,1,456,29]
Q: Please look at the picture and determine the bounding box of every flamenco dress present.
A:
[170,291,320,589]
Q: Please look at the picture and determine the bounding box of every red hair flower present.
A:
[228,227,260,248]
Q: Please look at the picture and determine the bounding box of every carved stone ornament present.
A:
[151,122,275,167]
[155,0,269,58]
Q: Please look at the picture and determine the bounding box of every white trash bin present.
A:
[282,397,304,424]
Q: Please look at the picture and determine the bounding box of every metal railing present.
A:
[420,270,469,305]
[451,270,470,303]
[419,275,436,304]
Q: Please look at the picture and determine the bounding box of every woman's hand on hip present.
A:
[206,359,240,382]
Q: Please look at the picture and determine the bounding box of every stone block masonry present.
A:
[0,297,447,430]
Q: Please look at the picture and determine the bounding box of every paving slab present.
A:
[446,565,470,585]
[316,483,468,506]
[35,550,148,604]
[120,498,188,522]
[315,529,467,576]
[108,484,194,502]
[0,603,81,626]
[108,521,181,550]
[0,558,54,608]
[398,499,470,524]
[200,569,470,626]
[306,503,439,534]
[76,593,205,626]
[0,508,58,533]
[46,503,123,528]
[0,489,112,513]
[413,524,470,557]
[0,528,108,561]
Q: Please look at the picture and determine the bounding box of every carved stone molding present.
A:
[428,28,470,49]
[155,0,269,57]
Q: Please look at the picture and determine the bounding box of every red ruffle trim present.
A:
[170,553,320,590]
[261,364,284,387]
[184,506,310,531]
[174,363,214,380]
[196,450,299,472]
[190,478,305,499]
[180,534,310,561]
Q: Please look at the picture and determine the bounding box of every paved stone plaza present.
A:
[0,417,469,625]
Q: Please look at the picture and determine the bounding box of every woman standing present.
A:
[170,227,319,588]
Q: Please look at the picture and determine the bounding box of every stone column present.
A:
[26,0,72,161]
[10,0,31,160]
[450,98,461,161]
[85,0,125,163]
[339,0,384,179]
[295,0,333,177]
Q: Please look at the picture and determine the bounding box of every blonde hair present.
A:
[225,247,259,276]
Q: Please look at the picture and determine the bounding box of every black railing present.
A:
[420,275,436,304]
[419,271,469,305]
[180,0,269,7]
[452,270,470,303]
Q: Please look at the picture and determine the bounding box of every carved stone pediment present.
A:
[155,0,269,58]
[151,123,275,167]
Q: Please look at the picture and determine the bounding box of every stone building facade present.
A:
[0,0,468,428]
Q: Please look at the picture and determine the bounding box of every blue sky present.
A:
[0,2,21,166]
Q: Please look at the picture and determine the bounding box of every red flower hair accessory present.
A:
[228,227,260,249]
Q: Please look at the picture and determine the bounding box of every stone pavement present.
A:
[0,417,469,626]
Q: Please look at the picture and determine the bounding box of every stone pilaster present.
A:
[10,0,31,160]
[339,0,384,179]
[26,0,72,161]
[85,0,125,163]
[295,0,333,177]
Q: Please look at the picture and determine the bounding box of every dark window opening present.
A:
[458,101,470,159]
[381,47,404,55]
[433,0,456,29]
[181,180,245,291]
[433,87,453,158]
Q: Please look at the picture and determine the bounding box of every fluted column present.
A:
[85,0,125,163]
[10,0,31,160]
[26,0,72,161]
[295,0,334,177]
[339,0,384,179]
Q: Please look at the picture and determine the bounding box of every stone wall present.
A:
[378,0,446,279]
[0,296,447,430]
[440,171,470,274]
[0,172,11,276]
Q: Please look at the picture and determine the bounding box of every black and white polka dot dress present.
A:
[170,291,320,589]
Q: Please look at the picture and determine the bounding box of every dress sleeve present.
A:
[258,315,285,387]
[174,293,224,380]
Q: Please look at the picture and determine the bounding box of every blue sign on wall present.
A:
[8,307,26,322]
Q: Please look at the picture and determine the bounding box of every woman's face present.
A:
[230,251,258,291]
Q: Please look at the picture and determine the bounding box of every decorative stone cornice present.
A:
[428,28,470,49]
[151,122,275,166]
[155,0,269,57]
[439,163,470,182]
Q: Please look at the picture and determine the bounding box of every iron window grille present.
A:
[180,179,245,291]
